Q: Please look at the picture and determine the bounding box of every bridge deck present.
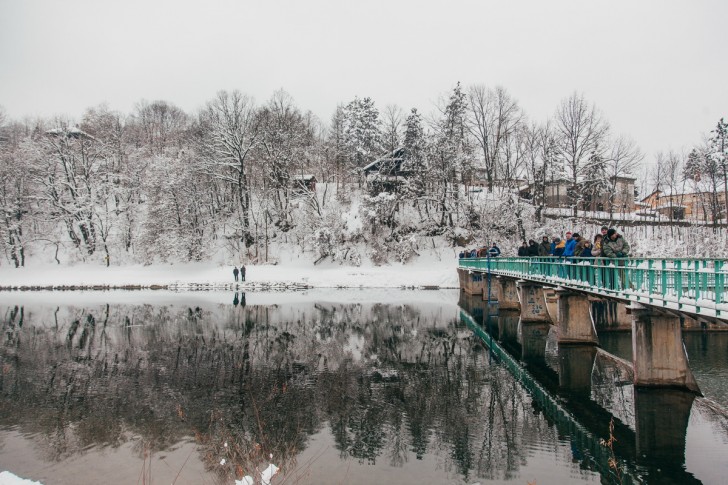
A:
[459,257,727,322]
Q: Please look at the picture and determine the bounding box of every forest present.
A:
[1,84,726,267]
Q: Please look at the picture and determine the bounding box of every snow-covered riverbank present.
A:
[0,253,460,290]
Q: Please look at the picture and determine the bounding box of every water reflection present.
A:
[1,291,727,484]
[460,291,728,485]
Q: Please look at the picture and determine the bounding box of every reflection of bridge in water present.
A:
[459,257,728,394]
[459,292,704,485]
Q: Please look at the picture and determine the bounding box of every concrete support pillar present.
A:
[556,289,599,345]
[518,321,551,362]
[543,288,558,323]
[483,274,500,302]
[458,268,485,296]
[635,389,695,464]
[591,300,631,331]
[558,345,597,396]
[517,281,551,322]
[496,277,520,310]
[631,304,700,393]
[457,268,468,291]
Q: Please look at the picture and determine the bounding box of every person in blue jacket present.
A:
[563,231,577,257]
[488,243,501,257]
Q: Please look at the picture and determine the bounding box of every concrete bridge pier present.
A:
[517,281,551,323]
[458,268,485,296]
[631,304,701,393]
[495,277,520,310]
[543,288,558,323]
[483,273,500,302]
[558,345,597,396]
[556,288,599,345]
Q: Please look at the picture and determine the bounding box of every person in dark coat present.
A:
[580,241,593,257]
[241,265,246,282]
[527,239,539,256]
[488,243,501,257]
[602,229,630,258]
[233,266,239,282]
[518,241,529,257]
[538,236,551,256]
[573,233,588,257]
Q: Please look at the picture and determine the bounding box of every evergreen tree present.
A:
[708,118,728,220]
[580,143,609,212]
[342,97,382,169]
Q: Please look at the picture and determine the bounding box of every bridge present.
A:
[457,256,728,394]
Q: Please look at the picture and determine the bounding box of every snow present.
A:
[0,251,461,290]
[0,472,43,485]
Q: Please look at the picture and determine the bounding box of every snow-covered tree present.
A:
[580,142,609,212]
[381,104,404,155]
[431,82,473,231]
[131,100,189,157]
[31,120,108,256]
[401,108,428,204]
[341,97,382,170]
[604,135,643,216]
[467,85,523,192]
[0,115,33,266]
[195,90,262,246]
[708,118,728,221]
[554,93,610,215]
[257,90,313,232]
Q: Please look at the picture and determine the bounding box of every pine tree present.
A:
[708,118,728,220]
[342,97,383,169]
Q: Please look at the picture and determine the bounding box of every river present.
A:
[0,290,726,484]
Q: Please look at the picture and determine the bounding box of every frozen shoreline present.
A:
[0,257,461,291]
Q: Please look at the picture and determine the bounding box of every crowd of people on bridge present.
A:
[459,226,631,260]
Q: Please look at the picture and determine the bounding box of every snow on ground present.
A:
[0,472,43,485]
[0,250,461,290]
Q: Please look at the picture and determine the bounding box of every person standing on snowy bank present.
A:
[241,265,246,282]
[233,266,239,282]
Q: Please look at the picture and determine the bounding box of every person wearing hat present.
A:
[552,236,565,256]
[602,228,630,258]
[573,233,589,257]
[602,228,631,290]
[538,236,551,256]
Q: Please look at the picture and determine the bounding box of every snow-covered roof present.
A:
[654,204,687,210]
[45,126,96,141]
[292,174,316,181]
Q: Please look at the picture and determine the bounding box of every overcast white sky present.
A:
[1,0,726,160]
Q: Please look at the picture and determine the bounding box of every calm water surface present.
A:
[1,290,727,484]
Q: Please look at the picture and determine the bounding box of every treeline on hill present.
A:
[0,85,726,267]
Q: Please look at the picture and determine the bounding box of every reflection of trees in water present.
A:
[1,300,578,482]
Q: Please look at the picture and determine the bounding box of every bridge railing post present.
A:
[716,261,724,307]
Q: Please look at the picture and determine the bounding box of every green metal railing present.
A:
[459,256,727,320]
